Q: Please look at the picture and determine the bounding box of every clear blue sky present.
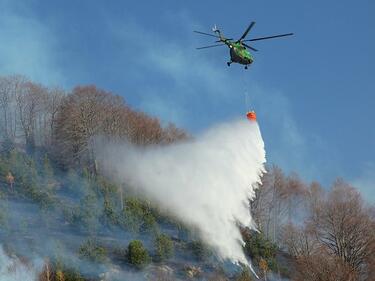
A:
[0,0,374,199]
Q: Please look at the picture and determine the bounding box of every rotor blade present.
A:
[193,30,220,38]
[242,43,258,52]
[196,44,225,50]
[244,33,294,42]
[215,38,233,42]
[238,21,256,41]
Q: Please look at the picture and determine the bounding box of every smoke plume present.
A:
[0,245,39,281]
[97,119,266,266]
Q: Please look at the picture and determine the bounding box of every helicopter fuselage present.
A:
[218,36,254,67]
[228,42,253,65]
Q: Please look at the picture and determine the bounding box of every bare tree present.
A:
[38,87,64,147]
[293,253,358,281]
[53,85,121,169]
[39,259,52,281]
[0,76,12,139]
[161,123,189,144]
[0,75,65,151]
[53,85,187,171]
[122,109,164,145]
[0,75,28,143]
[284,173,306,222]
[282,223,359,281]
[282,223,317,258]
[283,179,375,280]
[308,179,375,273]
[15,81,48,151]
[251,165,286,241]
[252,166,306,243]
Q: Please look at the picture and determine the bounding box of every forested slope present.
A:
[0,75,374,281]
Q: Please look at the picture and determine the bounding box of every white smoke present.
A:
[0,246,39,281]
[97,119,266,266]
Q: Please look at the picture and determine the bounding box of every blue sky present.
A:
[0,0,374,199]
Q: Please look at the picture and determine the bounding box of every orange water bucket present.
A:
[246,111,257,121]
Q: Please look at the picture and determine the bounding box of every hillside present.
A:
[0,75,374,281]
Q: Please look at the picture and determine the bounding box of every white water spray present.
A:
[97,119,266,266]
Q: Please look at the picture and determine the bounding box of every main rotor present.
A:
[194,21,294,51]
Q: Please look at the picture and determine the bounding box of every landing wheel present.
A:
[245,65,248,69]
[227,62,232,67]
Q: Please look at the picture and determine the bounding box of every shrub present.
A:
[75,192,100,234]
[59,268,85,281]
[78,238,107,263]
[236,267,253,281]
[244,232,277,260]
[127,240,150,268]
[154,234,174,262]
[244,231,278,271]
[122,197,157,234]
[190,240,211,261]
[141,212,158,233]
[102,196,118,226]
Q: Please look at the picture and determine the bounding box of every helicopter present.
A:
[194,22,293,69]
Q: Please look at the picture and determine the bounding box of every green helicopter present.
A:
[194,22,293,69]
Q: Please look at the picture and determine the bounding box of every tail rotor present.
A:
[212,24,220,34]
